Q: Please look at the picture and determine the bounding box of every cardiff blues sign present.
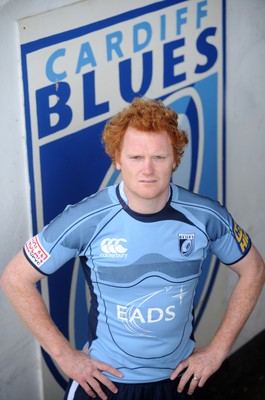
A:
[19,0,226,392]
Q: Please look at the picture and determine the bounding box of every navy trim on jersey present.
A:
[23,247,50,276]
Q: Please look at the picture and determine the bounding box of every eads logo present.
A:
[116,286,189,337]
[100,238,128,258]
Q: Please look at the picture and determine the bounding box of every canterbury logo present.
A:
[101,238,128,254]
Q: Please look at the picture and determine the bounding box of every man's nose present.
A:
[142,158,154,174]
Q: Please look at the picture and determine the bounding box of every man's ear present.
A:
[115,150,121,170]
[115,161,121,170]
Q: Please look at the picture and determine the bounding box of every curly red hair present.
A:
[102,97,188,170]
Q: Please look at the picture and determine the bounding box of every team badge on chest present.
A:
[179,233,195,257]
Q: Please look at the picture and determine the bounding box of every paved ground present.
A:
[197,329,265,400]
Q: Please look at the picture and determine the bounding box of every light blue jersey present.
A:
[24,183,251,383]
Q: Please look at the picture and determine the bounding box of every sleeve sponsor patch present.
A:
[233,220,250,254]
[24,235,50,267]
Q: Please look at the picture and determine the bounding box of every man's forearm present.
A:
[0,251,74,362]
[208,245,265,359]
[171,245,265,396]
[1,252,123,400]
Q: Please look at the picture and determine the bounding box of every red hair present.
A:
[102,97,188,170]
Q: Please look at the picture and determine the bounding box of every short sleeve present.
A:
[23,202,89,275]
[209,207,251,265]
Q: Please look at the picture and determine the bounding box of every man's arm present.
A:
[0,250,122,400]
[170,244,265,395]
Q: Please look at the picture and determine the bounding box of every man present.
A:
[1,98,264,400]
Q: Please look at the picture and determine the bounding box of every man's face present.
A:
[115,127,176,213]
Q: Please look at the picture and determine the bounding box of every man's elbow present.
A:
[252,246,265,287]
[0,265,16,298]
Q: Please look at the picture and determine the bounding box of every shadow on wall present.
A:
[197,330,265,400]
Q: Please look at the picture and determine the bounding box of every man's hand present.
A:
[171,245,265,396]
[0,251,123,400]
[170,346,224,395]
[58,348,123,400]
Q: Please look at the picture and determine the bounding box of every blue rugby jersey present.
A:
[24,183,251,383]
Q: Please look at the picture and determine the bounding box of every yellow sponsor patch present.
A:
[233,221,250,254]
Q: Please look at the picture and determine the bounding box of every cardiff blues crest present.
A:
[179,234,195,257]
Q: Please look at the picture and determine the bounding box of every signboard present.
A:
[19,0,226,395]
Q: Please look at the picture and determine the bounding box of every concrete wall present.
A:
[0,2,80,399]
[0,0,264,399]
[225,0,265,349]
[195,0,265,351]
